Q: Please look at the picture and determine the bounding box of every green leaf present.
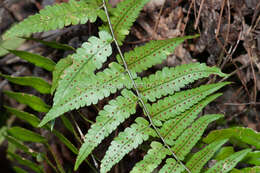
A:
[6,135,38,157]
[159,94,222,145]
[23,37,75,51]
[75,89,137,170]
[8,50,56,71]
[52,130,78,154]
[51,56,73,94]
[101,0,150,45]
[203,127,260,149]
[7,126,47,143]
[205,149,251,173]
[118,35,198,73]
[243,151,260,166]
[60,115,74,134]
[13,166,28,173]
[0,126,7,145]
[232,167,260,173]
[8,152,43,173]
[172,114,224,160]
[3,91,50,112]
[149,82,228,123]
[39,31,113,127]
[136,63,228,102]
[158,158,185,173]
[0,37,25,56]
[130,141,170,173]
[214,146,235,161]
[186,139,228,173]
[100,117,153,173]
[5,106,77,154]
[0,73,51,94]
[3,0,101,39]
[4,106,40,128]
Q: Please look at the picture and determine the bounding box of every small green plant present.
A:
[1,0,259,173]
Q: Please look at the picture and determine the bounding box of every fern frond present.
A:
[74,89,138,170]
[136,63,228,101]
[4,0,101,39]
[39,31,113,126]
[149,82,228,123]
[205,149,251,173]
[100,117,155,173]
[203,127,260,149]
[130,141,170,173]
[117,35,197,73]
[159,158,185,173]
[172,114,224,160]
[160,93,222,145]
[185,139,228,173]
[101,0,150,45]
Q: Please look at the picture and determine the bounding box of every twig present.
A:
[214,0,231,65]
[102,1,191,172]
[194,0,205,29]
[46,144,65,173]
[247,48,257,104]
[219,64,248,82]
[153,0,166,33]
[216,0,226,38]
[224,102,260,106]
[182,0,194,36]
[220,31,242,69]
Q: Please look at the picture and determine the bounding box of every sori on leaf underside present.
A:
[1,0,259,173]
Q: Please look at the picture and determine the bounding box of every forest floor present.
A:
[0,0,259,172]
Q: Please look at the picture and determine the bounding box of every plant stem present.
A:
[102,1,191,172]
[46,144,65,173]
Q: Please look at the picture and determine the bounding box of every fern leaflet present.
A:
[101,0,150,45]
[159,158,185,173]
[130,141,170,173]
[51,55,73,94]
[3,91,50,113]
[39,31,113,126]
[100,117,155,173]
[203,127,260,149]
[149,82,229,123]
[185,139,228,173]
[171,114,224,160]
[74,89,138,170]
[233,167,260,173]
[205,149,251,173]
[117,36,197,73]
[4,0,101,39]
[136,63,228,101]
[159,93,223,145]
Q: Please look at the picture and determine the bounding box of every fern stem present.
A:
[46,144,65,173]
[102,1,191,172]
[44,154,59,173]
